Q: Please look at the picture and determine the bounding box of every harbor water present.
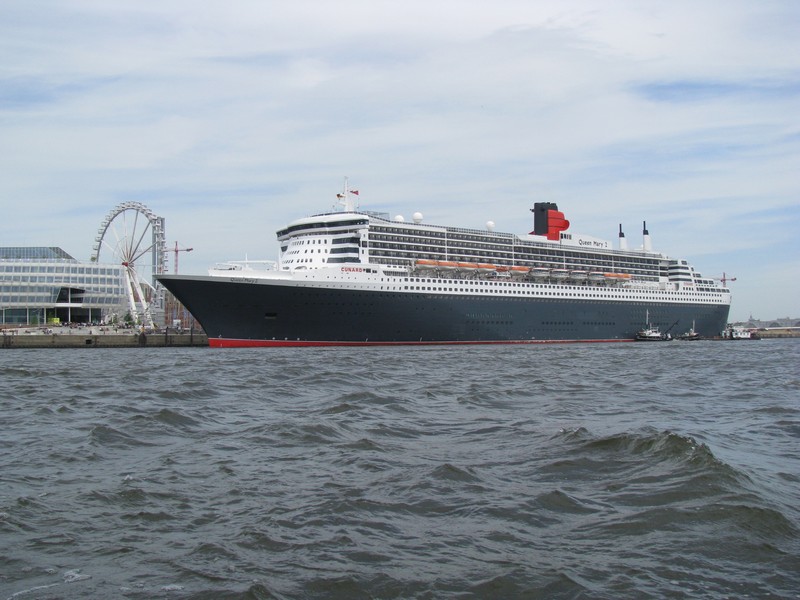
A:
[1,341,799,599]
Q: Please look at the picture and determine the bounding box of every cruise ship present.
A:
[157,186,731,347]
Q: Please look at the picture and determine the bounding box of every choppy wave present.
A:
[1,341,798,599]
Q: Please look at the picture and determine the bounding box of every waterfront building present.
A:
[0,247,128,326]
[740,316,800,328]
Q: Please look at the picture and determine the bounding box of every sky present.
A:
[1,0,798,322]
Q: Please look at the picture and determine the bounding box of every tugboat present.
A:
[676,320,703,341]
[635,311,674,341]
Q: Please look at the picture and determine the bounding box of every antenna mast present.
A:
[337,177,359,212]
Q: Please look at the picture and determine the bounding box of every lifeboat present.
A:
[437,261,459,270]
[551,268,569,280]
[604,273,632,283]
[509,266,530,277]
[569,270,588,281]
[531,267,549,278]
[456,262,479,270]
[476,263,496,272]
[416,259,438,269]
[587,271,605,283]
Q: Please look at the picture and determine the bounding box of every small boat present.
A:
[437,260,459,271]
[587,271,606,284]
[508,266,531,277]
[721,325,760,340]
[551,268,569,280]
[604,272,632,284]
[636,326,673,341]
[569,270,588,282]
[635,311,673,341]
[676,321,702,341]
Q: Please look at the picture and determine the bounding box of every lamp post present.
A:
[172,242,193,327]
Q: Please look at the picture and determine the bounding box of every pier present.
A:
[1,326,208,349]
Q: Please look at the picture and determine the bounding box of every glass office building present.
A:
[0,247,128,326]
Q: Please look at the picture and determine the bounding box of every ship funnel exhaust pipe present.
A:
[643,221,652,252]
[619,224,627,250]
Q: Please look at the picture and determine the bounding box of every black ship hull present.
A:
[159,275,730,347]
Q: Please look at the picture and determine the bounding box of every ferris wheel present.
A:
[91,202,167,328]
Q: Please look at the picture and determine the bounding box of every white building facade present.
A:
[0,247,128,326]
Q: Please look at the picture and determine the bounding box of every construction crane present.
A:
[715,272,737,286]
[173,242,193,274]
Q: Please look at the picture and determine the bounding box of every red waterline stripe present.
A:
[208,338,634,348]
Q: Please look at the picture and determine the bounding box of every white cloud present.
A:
[1,0,798,320]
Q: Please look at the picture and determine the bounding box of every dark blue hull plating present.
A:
[158,275,730,347]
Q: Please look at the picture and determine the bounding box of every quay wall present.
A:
[2,332,209,349]
[757,329,800,338]
[2,329,796,348]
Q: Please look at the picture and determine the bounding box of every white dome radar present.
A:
[486,220,496,232]
[412,212,423,224]
[394,215,405,222]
